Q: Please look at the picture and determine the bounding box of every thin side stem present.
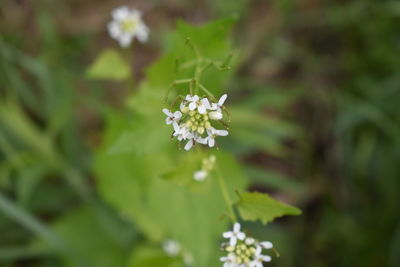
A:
[215,165,237,222]
[199,83,216,100]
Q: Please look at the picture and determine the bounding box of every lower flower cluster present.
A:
[163,94,229,150]
[221,223,273,267]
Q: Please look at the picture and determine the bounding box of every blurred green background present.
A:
[1,0,400,266]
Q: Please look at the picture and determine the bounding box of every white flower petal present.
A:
[233,223,241,233]
[107,21,121,38]
[208,137,215,147]
[260,241,273,249]
[172,122,180,132]
[112,6,130,20]
[173,111,182,119]
[162,108,172,116]
[229,236,237,246]
[201,98,211,109]
[255,246,262,255]
[209,111,222,120]
[198,105,206,114]
[237,232,246,240]
[119,34,133,47]
[261,255,272,262]
[136,24,149,43]
[218,94,228,106]
[184,140,193,151]
[189,102,197,110]
[196,137,208,145]
[223,231,233,238]
[245,237,255,245]
[216,129,229,136]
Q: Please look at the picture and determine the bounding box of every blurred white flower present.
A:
[192,154,217,182]
[108,6,149,47]
[193,170,208,181]
[183,252,194,266]
[163,240,181,256]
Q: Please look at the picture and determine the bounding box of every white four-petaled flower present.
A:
[108,6,149,47]
[220,253,237,267]
[223,222,246,246]
[211,94,228,111]
[249,246,272,267]
[186,95,211,114]
[202,127,229,147]
[163,108,182,125]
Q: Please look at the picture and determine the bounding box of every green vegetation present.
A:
[0,0,399,266]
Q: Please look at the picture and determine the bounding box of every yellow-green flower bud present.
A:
[197,127,205,134]
[226,246,234,252]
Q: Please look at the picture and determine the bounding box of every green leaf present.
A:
[86,49,130,80]
[236,192,301,224]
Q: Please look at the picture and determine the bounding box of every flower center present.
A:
[184,110,211,135]
[224,241,257,265]
[121,19,138,32]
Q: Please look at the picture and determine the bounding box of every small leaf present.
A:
[236,192,301,224]
[86,49,130,80]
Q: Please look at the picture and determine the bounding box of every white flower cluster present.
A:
[163,94,229,151]
[193,155,216,182]
[108,6,149,47]
[221,223,273,267]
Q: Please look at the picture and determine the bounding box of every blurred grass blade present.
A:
[0,193,87,266]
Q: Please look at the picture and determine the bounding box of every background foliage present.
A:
[1,0,399,267]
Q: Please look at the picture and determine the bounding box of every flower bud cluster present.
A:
[221,223,273,267]
[163,94,229,151]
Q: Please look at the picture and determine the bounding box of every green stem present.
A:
[199,83,216,100]
[215,165,237,222]
[123,46,135,90]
